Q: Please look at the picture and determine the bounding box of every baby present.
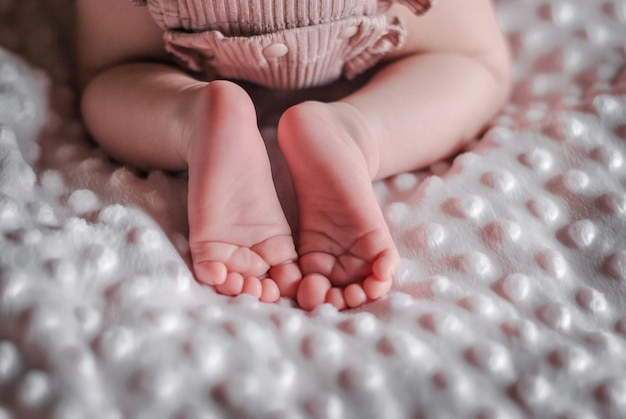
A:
[76,0,511,310]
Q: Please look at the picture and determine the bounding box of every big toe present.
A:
[297,274,332,311]
[195,261,227,285]
[362,276,393,300]
[270,262,302,300]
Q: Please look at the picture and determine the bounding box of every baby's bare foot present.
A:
[187,81,301,302]
[278,101,399,310]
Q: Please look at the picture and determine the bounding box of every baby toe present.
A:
[344,283,368,308]
[215,272,244,296]
[325,287,347,310]
[242,276,263,298]
[372,249,400,281]
[270,262,302,299]
[362,276,393,300]
[195,261,228,285]
[260,279,280,303]
[297,274,332,311]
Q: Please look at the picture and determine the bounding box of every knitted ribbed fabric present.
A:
[131,0,432,89]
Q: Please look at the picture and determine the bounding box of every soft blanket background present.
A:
[1,0,626,418]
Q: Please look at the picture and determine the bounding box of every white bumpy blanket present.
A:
[1,0,626,418]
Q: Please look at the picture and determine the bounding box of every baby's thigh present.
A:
[383,0,508,61]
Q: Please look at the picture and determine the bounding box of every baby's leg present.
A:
[81,66,302,301]
[278,0,511,310]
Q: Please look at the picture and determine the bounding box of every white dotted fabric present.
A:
[1,0,626,418]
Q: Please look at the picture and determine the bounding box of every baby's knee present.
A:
[478,43,513,106]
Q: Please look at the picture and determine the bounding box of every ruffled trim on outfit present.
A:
[131,0,433,89]
[343,17,404,80]
[378,0,432,15]
[164,15,406,89]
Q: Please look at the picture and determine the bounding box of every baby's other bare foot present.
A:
[187,81,301,302]
[278,101,399,310]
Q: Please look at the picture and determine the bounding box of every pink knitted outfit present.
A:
[131,0,432,89]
